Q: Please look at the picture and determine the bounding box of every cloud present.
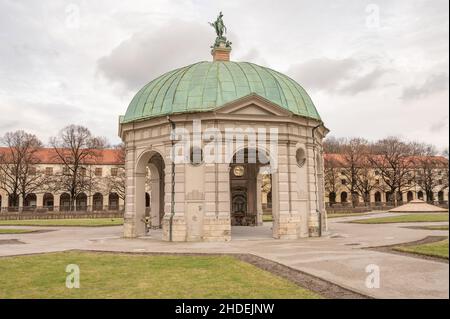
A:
[287,57,387,95]
[401,73,449,100]
[97,20,213,91]
[0,0,448,149]
[430,116,449,133]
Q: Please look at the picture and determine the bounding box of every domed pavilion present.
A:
[119,13,329,241]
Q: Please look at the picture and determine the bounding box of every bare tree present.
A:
[323,136,345,154]
[324,154,341,205]
[354,154,378,205]
[49,125,106,210]
[339,138,369,207]
[106,144,126,200]
[368,137,416,206]
[413,144,447,202]
[0,131,43,209]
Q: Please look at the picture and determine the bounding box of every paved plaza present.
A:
[0,212,448,299]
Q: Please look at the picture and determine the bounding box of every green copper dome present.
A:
[122,61,320,123]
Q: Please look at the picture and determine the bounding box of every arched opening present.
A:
[108,193,119,210]
[265,190,272,209]
[396,191,403,205]
[340,192,348,203]
[374,191,382,204]
[76,193,87,211]
[93,193,103,211]
[229,148,275,238]
[8,194,19,211]
[407,191,414,202]
[418,191,424,200]
[24,193,37,211]
[438,191,444,203]
[329,192,336,205]
[43,193,54,211]
[145,192,151,217]
[386,192,393,204]
[130,150,166,236]
[60,193,71,211]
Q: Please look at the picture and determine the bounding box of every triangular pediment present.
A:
[214,93,293,117]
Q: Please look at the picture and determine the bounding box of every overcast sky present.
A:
[0,0,448,151]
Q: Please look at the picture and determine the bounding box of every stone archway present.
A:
[418,191,424,200]
[43,193,54,211]
[340,192,348,203]
[24,193,37,211]
[60,193,71,211]
[407,191,414,202]
[109,193,119,210]
[125,149,166,237]
[93,193,103,211]
[374,191,382,204]
[147,154,165,229]
[228,147,277,238]
[76,193,87,211]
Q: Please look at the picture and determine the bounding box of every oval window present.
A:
[296,148,306,167]
[190,146,203,166]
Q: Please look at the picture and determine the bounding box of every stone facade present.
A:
[119,95,328,241]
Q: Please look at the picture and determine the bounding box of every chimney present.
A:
[211,39,231,62]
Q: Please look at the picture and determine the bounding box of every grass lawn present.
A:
[0,228,38,234]
[0,218,123,227]
[327,212,371,219]
[393,239,449,259]
[350,213,449,224]
[0,251,321,299]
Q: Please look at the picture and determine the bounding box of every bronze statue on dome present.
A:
[209,12,232,48]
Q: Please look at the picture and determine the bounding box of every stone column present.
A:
[274,141,300,239]
[162,145,186,242]
[202,161,231,242]
[54,193,61,212]
[0,192,7,210]
[149,167,160,228]
[306,142,320,237]
[36,193,44,209]
[256,174,263,226]
[87,194,93,212]
[123,146,139,238]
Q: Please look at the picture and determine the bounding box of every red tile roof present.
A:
[0,147,123,165]
[324,153,448,167]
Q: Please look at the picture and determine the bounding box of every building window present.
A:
[63,166,70,175]
[95,167,103,177]
[295,148,306,167]
[190,146,203,166]
[375,179,380,185]
[341,179,347,185]
[29,167,36,175]
[111,168,118,176]
[80,167,87,176]
[375,170,380,176]
[45,167,53,176]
